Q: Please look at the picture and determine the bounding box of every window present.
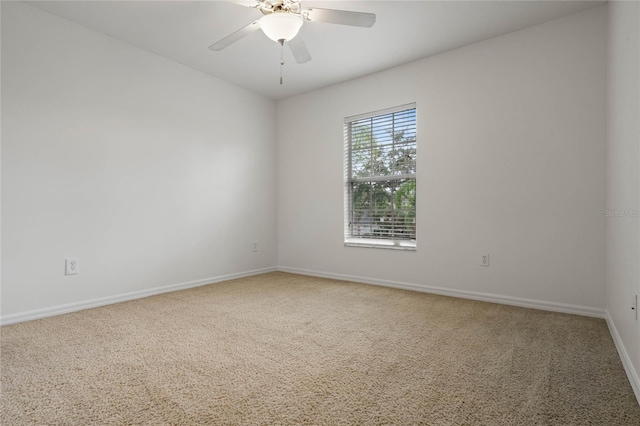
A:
[344,104,417,249]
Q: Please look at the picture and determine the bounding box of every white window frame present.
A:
[344,103,417,250]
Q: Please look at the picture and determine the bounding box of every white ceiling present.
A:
[27,0,605,100]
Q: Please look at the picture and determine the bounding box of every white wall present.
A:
[1,2,277,320]
[606,0,640,399]
[277,7,607,313]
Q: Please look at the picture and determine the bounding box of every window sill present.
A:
[344,239,416,251]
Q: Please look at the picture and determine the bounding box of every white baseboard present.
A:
[3,266,604,325]
[277,266,606,318]
[605,312,640,405]
[0,267,277,325]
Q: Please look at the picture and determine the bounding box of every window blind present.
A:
[344,104,417,248]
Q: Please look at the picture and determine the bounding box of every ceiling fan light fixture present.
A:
[259,12,303,42]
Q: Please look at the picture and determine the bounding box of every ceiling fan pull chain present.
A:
[279,40,284,85]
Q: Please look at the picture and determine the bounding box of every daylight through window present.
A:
[344,104,416,249]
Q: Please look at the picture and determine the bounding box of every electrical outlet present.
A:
[481,254,490,267]
[633,294,638,321]
[253,241,259,252]
[65,258,78,275]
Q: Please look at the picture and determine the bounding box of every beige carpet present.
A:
[1,272,639,425]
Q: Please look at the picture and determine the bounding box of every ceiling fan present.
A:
[208,0,376,65]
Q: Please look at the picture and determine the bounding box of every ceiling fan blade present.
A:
[288,36,312,64]
[232,1,261,8]
[208,20,261,51]
[302,8,376,28]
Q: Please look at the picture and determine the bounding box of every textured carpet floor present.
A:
[1,272,639,425]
